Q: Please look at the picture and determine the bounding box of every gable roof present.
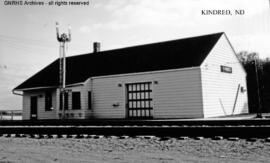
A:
[14,32,223,91]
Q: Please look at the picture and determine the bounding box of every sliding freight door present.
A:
[126,82,153,119]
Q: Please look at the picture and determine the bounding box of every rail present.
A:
[0,125,270,138]
[0,119,270,138]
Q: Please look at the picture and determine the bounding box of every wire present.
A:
[0,34,85,49]
[0,40,54,50]
[0,42,54,54]
[0,37,85,55]
[0,34,55,44]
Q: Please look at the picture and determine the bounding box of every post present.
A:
[254,58,262,118]
[61,42,66,118]
[56,22,71,119]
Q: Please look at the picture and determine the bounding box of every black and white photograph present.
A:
[0,0,270,162]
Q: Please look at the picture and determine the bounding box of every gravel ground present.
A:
[0,136,270,163]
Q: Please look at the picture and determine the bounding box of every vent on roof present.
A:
[93,42,100,53]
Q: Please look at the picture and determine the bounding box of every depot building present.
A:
[13,32,248,120]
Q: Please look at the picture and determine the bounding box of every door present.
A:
[30,96,38,120]
[126,82,153,119]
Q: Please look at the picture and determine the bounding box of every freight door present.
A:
[126,82,153,119]
[30,96,38,120]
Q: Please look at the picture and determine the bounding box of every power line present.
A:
[0,37,86,56]
[0,34,86,49]
[0,39,54,50]
[0,34,56,44]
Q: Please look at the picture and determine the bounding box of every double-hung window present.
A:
[45,91,52,111]
[72,92,81,110]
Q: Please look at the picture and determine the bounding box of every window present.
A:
[88,91,92,110]
[45,91,52,111]
[221,65,232,73]
[59,92,69,110]
[72,92,81,110]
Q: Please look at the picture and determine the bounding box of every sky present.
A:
[0,0,269,110]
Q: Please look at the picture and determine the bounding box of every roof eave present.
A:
[13,82,85,92]
[13,86,58,92]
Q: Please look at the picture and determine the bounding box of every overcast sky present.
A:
[0,0,269,110]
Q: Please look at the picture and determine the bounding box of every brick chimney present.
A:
[93,42,100,53]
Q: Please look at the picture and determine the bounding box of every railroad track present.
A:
[0,118,270,126]
[1,133,270,142]
[0,125,270,139]
[0,119,270,139]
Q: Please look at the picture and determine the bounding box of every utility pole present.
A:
[56,22,71,119]
[254,57,263,118]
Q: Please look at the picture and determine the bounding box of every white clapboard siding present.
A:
[55,82,91,119]
[200,34,248,118]
[22,90,57,120]
[22,93,30,120]
[91,68,203,119]
[21,81,92,120]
